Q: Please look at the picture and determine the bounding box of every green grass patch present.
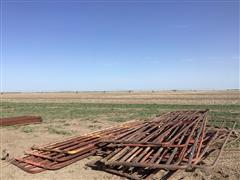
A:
[21,126,34,133]
[1,102,239,128]
[47,126,71,135]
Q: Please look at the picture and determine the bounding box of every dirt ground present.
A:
[1,119,240,180]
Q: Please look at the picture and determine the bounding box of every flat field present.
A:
[0,90,240,180]
[1,90,239,104]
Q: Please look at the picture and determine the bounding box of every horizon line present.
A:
[1,89,239,93]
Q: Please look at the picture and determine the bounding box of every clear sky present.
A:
[1,1,239,92]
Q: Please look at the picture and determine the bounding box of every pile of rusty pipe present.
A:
[0,116,42,126]
[92,109,235,177]
[11,120,143,173]
[10,110,235,179]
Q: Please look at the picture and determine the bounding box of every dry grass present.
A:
[1,90,239,105]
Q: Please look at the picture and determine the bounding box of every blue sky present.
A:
[1,1,239,91]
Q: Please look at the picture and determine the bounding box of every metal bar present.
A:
[0,116,42,126]
[188,113,207,164]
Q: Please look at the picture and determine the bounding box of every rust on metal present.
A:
[10,110,237,179]
[10,120,142,173]
[0,116,42,126]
